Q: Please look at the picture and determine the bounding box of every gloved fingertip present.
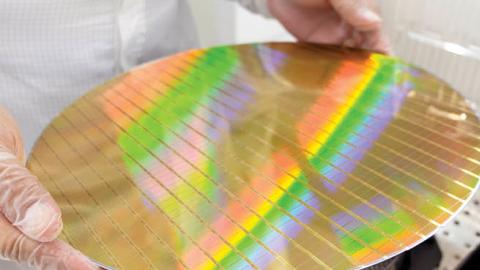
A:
[38,214,63,242]
[354,9,382,31]
[20,201,63,242]
[358,8,381,23]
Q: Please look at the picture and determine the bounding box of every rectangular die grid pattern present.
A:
[27,43,480,270]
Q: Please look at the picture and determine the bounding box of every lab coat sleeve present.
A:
[228,0,272,17]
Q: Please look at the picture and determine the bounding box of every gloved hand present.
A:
[0,107,98,270]
[268,0,391,53]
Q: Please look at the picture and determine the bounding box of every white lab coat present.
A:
[0,0,268,152]
[0,0,267,269]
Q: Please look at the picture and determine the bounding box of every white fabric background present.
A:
[0,0,199,154]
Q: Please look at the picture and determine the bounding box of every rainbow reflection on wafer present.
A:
[29,43,480,270]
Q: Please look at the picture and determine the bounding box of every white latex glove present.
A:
[0,107,98,270]
[269,0,391,53]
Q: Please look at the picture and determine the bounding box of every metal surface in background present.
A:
[27,43,480,269]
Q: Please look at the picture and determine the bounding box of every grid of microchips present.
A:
[28,43,480,270]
